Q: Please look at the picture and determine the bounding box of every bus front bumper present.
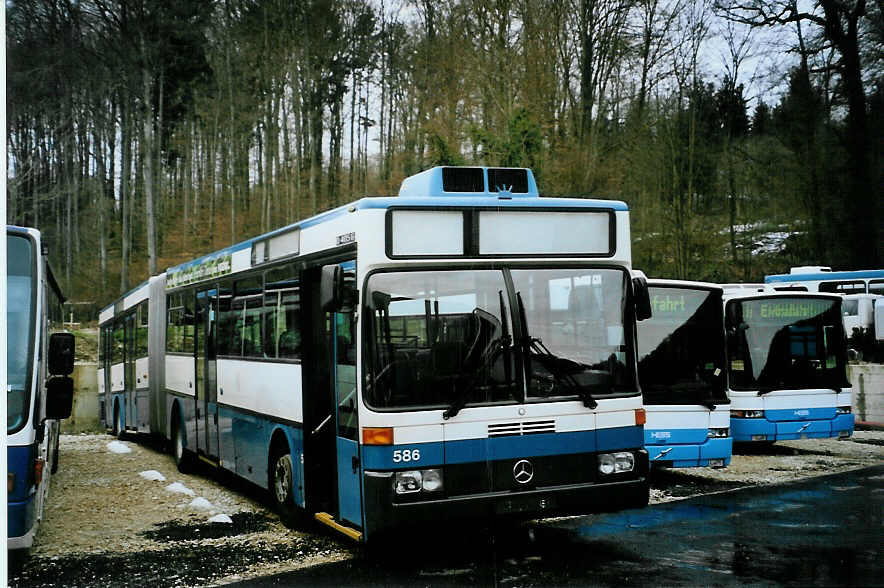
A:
[731,414,854,442]
[362,450,650,540]
[647,437,733,468]
[7,496,38,550]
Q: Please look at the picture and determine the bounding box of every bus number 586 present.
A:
[392,449,420,463]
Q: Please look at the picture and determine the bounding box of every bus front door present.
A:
[195,288,220,460]
[333,264,361,527]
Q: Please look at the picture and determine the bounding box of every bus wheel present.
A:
[271,450,299,527]
[172,415,193,473]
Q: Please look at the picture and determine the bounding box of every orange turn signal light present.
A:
[362,427,394,445]
[634,408,646,426]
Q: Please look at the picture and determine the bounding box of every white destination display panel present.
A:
[479,211,610,255]
[391,210,464,256]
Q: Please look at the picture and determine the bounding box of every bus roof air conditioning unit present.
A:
[398,166,539,199]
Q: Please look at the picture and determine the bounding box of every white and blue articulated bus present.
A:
[103,166,654,542]
[638,279,731,468]
[98,280,154,436]
[764,267,884,295]
[723,290,854,443]
[7,226,75,554]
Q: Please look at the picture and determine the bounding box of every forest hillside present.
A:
[7,0,882,317]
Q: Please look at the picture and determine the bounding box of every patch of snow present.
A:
[208,514,233,524]
[139,470,166,482]
[106,441,132,454]
[165,482,196,496]
[189,497,214,510]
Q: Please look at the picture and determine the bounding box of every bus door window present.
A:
[336,269,358,440]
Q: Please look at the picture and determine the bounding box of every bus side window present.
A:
[216,282,234,356]
[820,280,865,294]
[99,326,105,365]
[869,280,884,296]
[167,294,181,353]
[136,301,149,358]
[264,266,300,361]
[112,321,124,364]
[234,276,262,357]
[182,290,195,353]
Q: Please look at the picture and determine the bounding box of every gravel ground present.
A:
[9,431,884,587]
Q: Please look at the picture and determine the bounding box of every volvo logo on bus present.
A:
[513,460,534,484]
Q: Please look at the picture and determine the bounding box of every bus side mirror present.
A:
[321,264,343,312]
[48,332,75,376]
[633,276,652,321]
[46,376,74,420]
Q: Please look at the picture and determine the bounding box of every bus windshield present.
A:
[725,297,849,392]
[638,287,727,406]
[364,267,635,410]
[7,233,36,433]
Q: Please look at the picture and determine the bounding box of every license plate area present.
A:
[495,494,556,515]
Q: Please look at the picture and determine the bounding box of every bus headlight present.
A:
[836,406,852,415]
[421,469,443,492]
[394,471,422,494]
[614,452,635,472]
[707,427,730,438]
[599,452,635,475]
[393,469,444,495]
[599,453,615,475]
[731,410,763,418]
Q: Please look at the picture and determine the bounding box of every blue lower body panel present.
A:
[7,495,37,544]
[645,434,732,468]
[732,413,854,442]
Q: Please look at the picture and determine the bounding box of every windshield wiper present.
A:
[516,293,598,410]
[443,307,510,420]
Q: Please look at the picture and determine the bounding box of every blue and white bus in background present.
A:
[764,267,884,295]
[7,226,75,556]
[100,166,654,542]
[637,279,731,468]
[723,289,854,443]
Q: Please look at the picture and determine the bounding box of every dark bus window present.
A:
[216,281,235,356]
[112,320,124,364]
[869,280,884,295]
[264,266,300,360]
[819,281,865,294]
[167,294,183,353]
[235,276,263,358]
[182,290,195,353]
[136,302,149,358]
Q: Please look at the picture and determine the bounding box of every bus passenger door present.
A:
[334,265,361,526]
[195,288,220,460]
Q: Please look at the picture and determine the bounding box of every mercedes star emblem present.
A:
[513,459,534,484]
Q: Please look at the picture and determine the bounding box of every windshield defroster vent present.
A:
[488,420,556,437]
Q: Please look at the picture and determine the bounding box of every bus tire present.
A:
[172,413,193,473]
[270,449,300,527]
